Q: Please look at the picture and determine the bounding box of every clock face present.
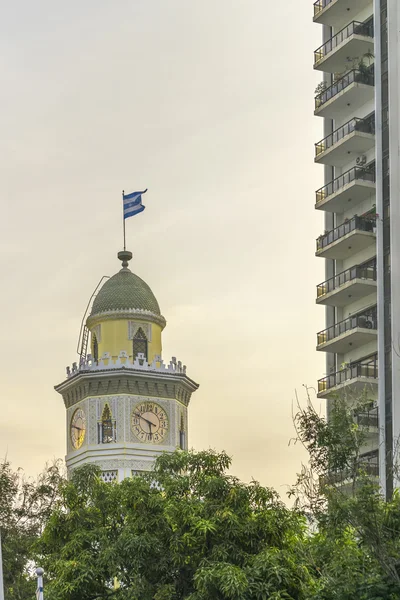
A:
[131,402,168,444]
[70,408,86,449]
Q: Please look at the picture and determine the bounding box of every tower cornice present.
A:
[87,308,166,330]
[55,364,199,410]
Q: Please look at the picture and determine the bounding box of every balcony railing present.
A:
[316,215,375,251]
[325,451,379,484]
[316,164,375,204]
[315,114,375,157]
[318,354,378,393]
[317,259,377,298]
[317,306,377,345]
[314,19,374,64]
[313,0,334,16]
[355,409,379,429]
[315,68,374,110]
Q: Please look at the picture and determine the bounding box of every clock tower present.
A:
[55,250,199,482]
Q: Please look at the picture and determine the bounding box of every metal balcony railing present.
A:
[315,68,374,110]
[314,19,374,64]
[318,353,378,393]
[325,453,379,484]
[316,215,375,252]
[315,114,375,157]
[317,259,376,298]
[315,164,375,204]
[313,0,334,16]
[355,410,379,429]
[317,306,377,345]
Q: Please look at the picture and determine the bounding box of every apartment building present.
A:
[313,0,398,498]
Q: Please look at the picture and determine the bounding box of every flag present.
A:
[123,189,147,219]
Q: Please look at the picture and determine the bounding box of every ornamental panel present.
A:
[128,321,152,341]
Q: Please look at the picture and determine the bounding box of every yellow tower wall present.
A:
[90,319,162,363]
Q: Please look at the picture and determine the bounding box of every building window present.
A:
[93,334,99,362]
[179,414,186,449]
[101,470,118,483]
[133,327,148,362]
[98,404,116,444]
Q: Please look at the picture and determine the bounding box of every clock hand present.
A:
[134,412,156,427]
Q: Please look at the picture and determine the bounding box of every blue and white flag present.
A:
[123,189,147,219]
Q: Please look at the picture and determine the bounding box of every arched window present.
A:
[93,334,99,363]
[98,404,116,444]
[133,327,148,362]
[179,413,186,450]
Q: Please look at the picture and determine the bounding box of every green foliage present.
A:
[38,450,314,600]
[0,459,64,600]
[5,387,400,600]
[291,390,400,599]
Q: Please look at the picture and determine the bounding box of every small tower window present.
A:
[98,404,116,444]
[179,413,186,450]
[93,334,99,363]
[133,327,148,362]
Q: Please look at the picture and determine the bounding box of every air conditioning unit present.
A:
[356,155,367,166]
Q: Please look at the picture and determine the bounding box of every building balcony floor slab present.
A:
[315,36,374,74]
[315,131,375,167]
[315,82,374,120]
[317,327,377,354]
[315,179,376,213]
[314,0,373,29]
[317,376,378,399]
[316,229,375,259]
[316,279,377,307]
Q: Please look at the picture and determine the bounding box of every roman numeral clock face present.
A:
[70,408,86,449]
[131,402,168,444]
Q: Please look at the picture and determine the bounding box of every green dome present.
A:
[90,269,161,316]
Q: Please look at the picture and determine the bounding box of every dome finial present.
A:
[117,250,133,271]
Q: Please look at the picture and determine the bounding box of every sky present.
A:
[0,0,325,497]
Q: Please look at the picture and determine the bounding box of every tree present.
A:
[0,459,64,600]
[38,451,316,600]
[290,390,400,599]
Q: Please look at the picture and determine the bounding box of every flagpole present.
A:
[122,190,126,251]
[0,532,4,600]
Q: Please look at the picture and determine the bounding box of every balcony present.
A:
[315,164,376,213]
[322,450,379,485]
[315,115,375,167]
[316,260,377,306]
[313,0,373,29]
[355,407,379,432]
[318,354,378,398]
[314,20,374,73]
[317,306,377,353]
[315,68,374,119]
[316,215,376,259]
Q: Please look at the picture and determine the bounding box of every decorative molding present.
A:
[128,321,152,341]
[92,459,154,471]
[60,376,195,410]
[87,309,166,330]
[65,354,188,378]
